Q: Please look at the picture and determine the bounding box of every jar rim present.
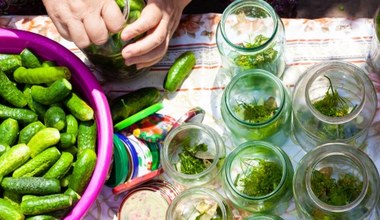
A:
[223,69,286,127]
[225,140,289,200]
[219,0,279,52]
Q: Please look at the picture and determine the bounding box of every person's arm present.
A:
[42,0,125,48]
[121,0,191,70]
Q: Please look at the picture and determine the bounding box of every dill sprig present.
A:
[176,143,210,175]
[236,96,278,123]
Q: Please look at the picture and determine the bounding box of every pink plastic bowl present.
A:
[0,28,113,220]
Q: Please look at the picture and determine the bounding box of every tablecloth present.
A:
[1,14,379,220]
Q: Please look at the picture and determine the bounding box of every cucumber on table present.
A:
[164,51,196,92]
[0,70,27,107]
[1,177,61,195]
[0,118,19,146]
[20,194,72,215]
[0,198,24,220]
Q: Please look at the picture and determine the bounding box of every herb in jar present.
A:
[234,35,278,70]
[175,143,212,175]
[235,96,278,123]
[178,199,223,220]
[311,167,363,206]
[235,159,282,197]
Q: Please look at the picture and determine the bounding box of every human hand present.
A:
[42,0,125,48]
[121,0,191,69]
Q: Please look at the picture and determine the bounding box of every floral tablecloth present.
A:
[1,14,379,220]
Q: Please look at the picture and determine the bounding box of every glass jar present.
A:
[292,61,378,152]
[244,214,284,220]
[166,187,233,220]
[221,69,291,147]
[221,141,293,214]
[216,0,286,77]
[161,123,226,188]
[366,7,380,74]
[81,0,149,80]
[293,143,380,220]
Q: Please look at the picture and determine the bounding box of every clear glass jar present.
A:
[366,7,380,74]
[216,0,286,77]
[244,214,284,220]
[161,123,226,188]
[221,69,291,147]
[166,187,233,220]
[292,61,378,152]
[221,141,293,214]
[293,143,380,220]
[81,0,149,81]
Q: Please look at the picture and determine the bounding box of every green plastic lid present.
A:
[106,134,129,187]
[114,102,164,131]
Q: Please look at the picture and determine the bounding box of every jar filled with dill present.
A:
[216,0,286,77]
[293,143,380,220]
[221,141,294,214]
[221,69,291,147]
[292,61,377,152]
[161,123,226,188]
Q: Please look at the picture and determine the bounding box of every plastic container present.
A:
[292,61,378,152]
[221,141,293,214]
[293,143,380,220]
[0,28,113,219]
[216,0,286,77]
[221,69,291,147]
[367,6,380,74]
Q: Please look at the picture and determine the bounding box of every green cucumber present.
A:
[14,66,71,84]
[130,0,145,11]
[18,121,46,144]
[0,70,27,107]
[60,173,71,188]
[27,127,60,158]
[44,152,73,179]
[20,194,72,215]
[64,188,81,203]
[64,93,94,121]
[26,215,59,220]
[58,133,76,149]
[0,198,24,220]
[41,60,56,67]
[77,120,97,155]
[0,118,19,146]
[30,78,72,105]
[110,87,162,123]
[0,143,9,157]
[1,177,61,195]
[22,195,39,202]
[23,86,48,121]
[0,54,22,73]
[44,106,66,131]
[13,147,61,177]
[0,144,31,178]
[3,190,22,207]
[20,48,41,68]
[65,114,78,136]
[69,149,97,195]
[0,103,38,124]
[164,51,196,92]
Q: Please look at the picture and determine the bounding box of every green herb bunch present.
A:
[176,143,211,175]
[236,96,278,123]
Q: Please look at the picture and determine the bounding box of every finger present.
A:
[124,38,168,66]
[121,3,162,41]
[136,59,162,70]
[49,18,71,40]
[83,14,109,45]
[66,19,91,48]
[101,0,125,33]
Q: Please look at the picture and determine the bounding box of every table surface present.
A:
[1,14,380,220]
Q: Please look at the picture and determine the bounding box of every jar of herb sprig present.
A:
[166,187,233,220]
[293,143,380,220]
[221,141,293,214]
[221,69,291,147]
[292,61,377,152]
[216,0,286,77]
[81,0,149,81]
[161,123,226,188]
[367,6,380,74]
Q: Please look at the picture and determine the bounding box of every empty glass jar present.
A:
[293,143,380,220]
[367,6,380,74]
[216,0,286,77]
[292,61,378,152]
[221,69,291,147]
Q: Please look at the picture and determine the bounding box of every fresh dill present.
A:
[176,143,211,175]
[235,96,278,123]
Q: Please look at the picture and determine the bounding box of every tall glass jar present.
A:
[367,6,380,74]
[161,123,226,188]
[292,61,378,152]
[216,0,286,77]
[81,0,149,80]
[293,143,380,220]
[166,187,233,220]
[221,69,291,147]
[221,141,294,214]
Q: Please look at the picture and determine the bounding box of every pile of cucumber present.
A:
[0,48,97,219]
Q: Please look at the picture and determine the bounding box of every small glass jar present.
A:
[366,7,380,74]
[161,123,226,188]
[166,187,233,220]
[292,61,378,152]
[82,0,149,80]
[293,143,380,220]
[221,69,291,147]
[216,0,286,77]
[221,141,294,214]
